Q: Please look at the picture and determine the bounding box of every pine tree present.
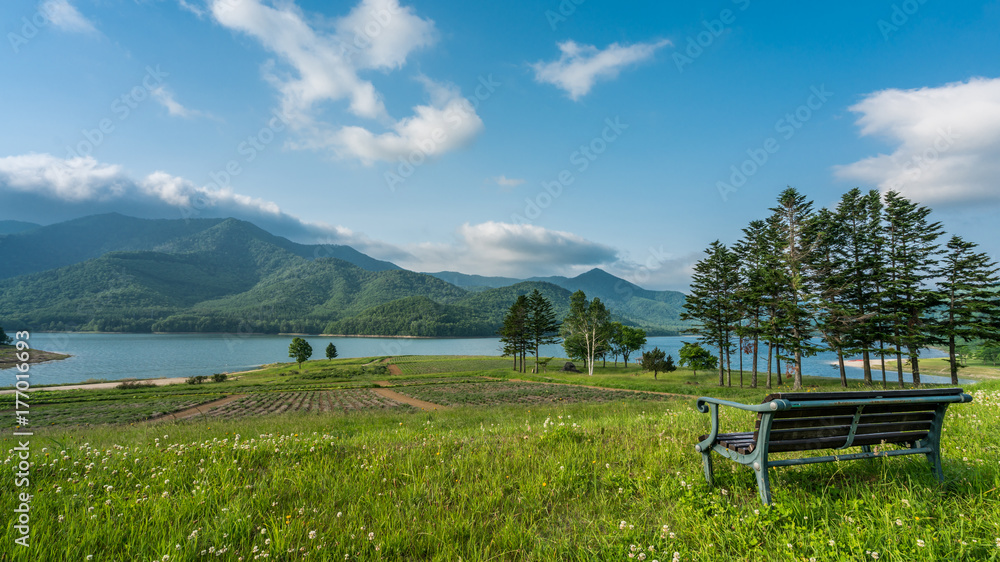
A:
[682,241,740,387]
[499,295,530,372]
[882,191,943,386]
[526,289,561,373]
[769,187,819,390]
[934,236,1000,384]
[733,220,772,388]
[803,208,851,387]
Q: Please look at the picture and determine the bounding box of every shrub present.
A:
[212,373,228,383]
[116,378,154,390]
[186,375,208,385]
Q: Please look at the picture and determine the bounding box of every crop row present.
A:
[19,395,224,427]
[206,390,411,418]
[396,381,670,407]
[395,357,514,375]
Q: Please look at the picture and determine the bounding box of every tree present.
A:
[0,326,11,346]
[882,191,943,387]
[641,347,674,380]
[325,343,338,361]
[527,289,561,373]
[499,295,530,372]
[802,208,851,388]
[733,219,775,389]
[981,342,1000,366]
[561,290,611,376]
[682,241,740,386]
[610,322,646,367]
[664,354,676,373]
[288,337,312,369]
[678,341,717,377]
[769,187,819,390]
[934,235,1000,384]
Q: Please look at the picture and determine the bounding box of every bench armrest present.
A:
[693,397,791,453]
[695,397,792,414]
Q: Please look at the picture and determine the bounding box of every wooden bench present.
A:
[694,388,972,505]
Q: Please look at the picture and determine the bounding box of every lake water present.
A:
[10,332,965,386]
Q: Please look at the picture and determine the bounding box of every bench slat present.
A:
[763,388,964,402]
[762,402,940,421]
[770,421,932,442]
[769,412,935,430]
[768,431,927,453]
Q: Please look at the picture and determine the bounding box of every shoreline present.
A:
[0,346,71,370]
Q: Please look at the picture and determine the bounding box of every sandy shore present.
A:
[0,368,262,395]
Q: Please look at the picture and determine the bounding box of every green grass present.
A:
[3,356,1000,560]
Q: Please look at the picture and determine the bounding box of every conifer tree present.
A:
[934,236,1000,384]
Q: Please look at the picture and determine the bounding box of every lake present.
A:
[11,332,966,386]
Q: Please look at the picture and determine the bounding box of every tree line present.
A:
[682,187,1000,390]
[498,289,649,376]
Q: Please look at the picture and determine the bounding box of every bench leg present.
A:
[701,452,714,486]
[926,449,944,482]
[754,462,772,506]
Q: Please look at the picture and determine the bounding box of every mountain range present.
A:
[0,214,689,337]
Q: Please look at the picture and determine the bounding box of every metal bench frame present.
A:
[694,389,973,505]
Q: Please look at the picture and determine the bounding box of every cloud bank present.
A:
[0,153,642,280]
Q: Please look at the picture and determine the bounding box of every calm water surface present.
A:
[13,332,964,386]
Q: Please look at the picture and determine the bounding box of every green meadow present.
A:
[4,357,1000,561]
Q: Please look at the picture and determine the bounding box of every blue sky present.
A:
[1,0,999,290]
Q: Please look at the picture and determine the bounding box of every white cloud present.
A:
[532,39,671,100]
[176,0,205,18]
[0,153,123,201]
[151,87,216,120]
[492,175,524,187]
[835,76,1000,205]
[402,221,619,277]
[209,0,474,164]
[41,0,97,34]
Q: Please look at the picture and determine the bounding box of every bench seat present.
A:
[694,388,972,505]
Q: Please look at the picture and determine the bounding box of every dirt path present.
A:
[372,387,446,410]
[151,394,248,422]
[0,368,263,395]
[380,358,403,376]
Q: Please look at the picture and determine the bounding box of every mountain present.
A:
[0,220,40,235]
[0,213,399,280]
[429,267,688,333]
[0,213,689,336]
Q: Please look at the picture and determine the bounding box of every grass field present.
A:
[3,356,1000,560]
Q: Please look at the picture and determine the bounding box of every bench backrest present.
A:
[754,388,966,454]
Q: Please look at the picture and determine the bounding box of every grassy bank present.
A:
[2,356,1000,560]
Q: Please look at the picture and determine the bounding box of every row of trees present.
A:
[683,187,1000,390]
[498,289,648,375]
